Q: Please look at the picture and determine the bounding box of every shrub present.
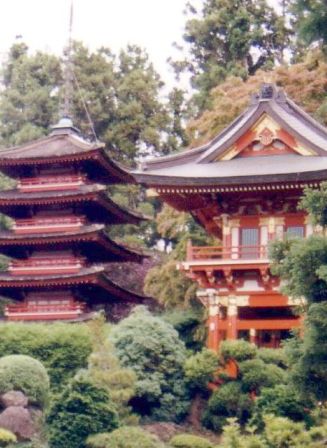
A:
[170,433,214,448]
[239,359,287,393]
[202,381,253,432]
[219,340,257,363]
[0,355,49,407]
[0,323,92,391]
[263,415,312,447]
[0,428,17,446]
[251,385,314,428]
[47,375,119,448]
[257,348,288,368]
[184,349,218,392]
[111,306,190,422]
[86,426,164,448]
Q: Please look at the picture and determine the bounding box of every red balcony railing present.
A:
[186,243,269,261]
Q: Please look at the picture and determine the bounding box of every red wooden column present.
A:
[249,328,257,344]
[227,297,238,340]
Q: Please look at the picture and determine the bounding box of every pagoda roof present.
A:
[0,185,145,224]
[0,130,134,184]
[0,265,150,304]
[133,84,327,187]
[0,224,145,263]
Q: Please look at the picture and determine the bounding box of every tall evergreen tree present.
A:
[171,0,291,111]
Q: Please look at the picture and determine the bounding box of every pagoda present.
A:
[133,84,327,350]
[0,117,148,321]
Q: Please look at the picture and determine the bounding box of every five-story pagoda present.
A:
[0,117,148,321]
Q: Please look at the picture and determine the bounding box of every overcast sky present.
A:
[0,0,280,88]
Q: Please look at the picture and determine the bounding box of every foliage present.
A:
[184,349,218,392]
[291,0,327,54]
[169,433,214,448]
[186,58,327,147]
[172,0,291,110]
[0,355,49,407]
[202,381,253,432]
[219,340,257,363]
[87,315,137,424]
[251,385,314,428]
[299,181,327,227]
[239,359,287,393]
[0,323,92,392]
[220,418,266,448]
[86,426,165,448]
[263,414,312,447]
[0,428,17,447]
[111,306,190,422]
[47,375,119,448]
[163,307,207,351]
[256,348,288,369]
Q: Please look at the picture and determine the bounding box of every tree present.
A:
[87,315,137,424]
[184,349,218,393]
[111,306,190,422]
[47,375,119,448]
[291,0,327,54]
[270,182,327,401]
[171,0,291,110]
[0,42,61,147]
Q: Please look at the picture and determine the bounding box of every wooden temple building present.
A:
[0,118,148,321]
[134,84,327,350]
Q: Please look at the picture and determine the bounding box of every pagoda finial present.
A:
[63,0,74,120]
[51,1,79,136]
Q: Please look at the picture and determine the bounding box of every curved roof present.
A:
[0,224,145,263]
[0,128,134,184]
[0,185,145,224]
[133,84,327,186]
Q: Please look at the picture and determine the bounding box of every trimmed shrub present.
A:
[239,359,287,393]
[111,306,190,422]
[86,426,164,448]
[251,384,314,427]
[0,355,49,407]
[47,375,118,448]
[257,348,288,368]
[0,323,92,391]
[170,433,214,448]
[202,381,253,432]
[219,340,257,363]
[184,349,218,392]
[0,428,17,446]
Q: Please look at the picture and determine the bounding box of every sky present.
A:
[0,0,281,89]
[0,0,189,88]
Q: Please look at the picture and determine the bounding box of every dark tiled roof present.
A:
[133,84,327,185]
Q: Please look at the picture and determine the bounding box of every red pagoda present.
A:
[0,118,148,321]
[134,84,327,350]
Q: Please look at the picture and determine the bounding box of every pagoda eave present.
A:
[0,227,145,263]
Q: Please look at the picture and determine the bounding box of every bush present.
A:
[170,433,214,448]
[47,375,119,448]
[184,349,218,392]
[219,340,257,363]
[202,381,253,432]
[111,306,190,422]
[263,415,312,447]
[0,323,92,391]
[0,355,49,407]
[86,426,164,448]
[239,359,287,393]
[0,428,17,446]
[257,348,288,368]
[251,384,314,428]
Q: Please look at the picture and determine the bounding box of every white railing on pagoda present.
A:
[18,174,87,192]
[13,216,86,234]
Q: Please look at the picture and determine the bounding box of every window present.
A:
[286,226,304,238]
[240,228,259,259]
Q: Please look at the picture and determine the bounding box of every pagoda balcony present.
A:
[9,256,85,276]
[4,301,86,321]
[18,174,87,192]
[13,216,86,235]
[186,242,269,264]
